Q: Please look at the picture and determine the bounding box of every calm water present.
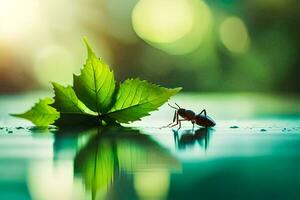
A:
[0,93,300,200]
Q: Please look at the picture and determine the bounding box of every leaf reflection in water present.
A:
[74,128,180,200]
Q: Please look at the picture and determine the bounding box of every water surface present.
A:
[0,93,300,200]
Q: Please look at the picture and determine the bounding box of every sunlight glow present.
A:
[132,0,212,55]
[27,161,86,200]
[0,0,40,40]
[132,0,194,43]
[219,16,250,53]
[134,170,170,200]
[33,45,76,88]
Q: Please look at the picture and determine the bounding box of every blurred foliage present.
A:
[0,0,299,93]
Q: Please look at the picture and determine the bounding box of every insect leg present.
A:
[168,114,181,128]
[176,119,187,130]
[160,110,177,128]
[173,110,177,122]
[178,119,182,130]
[199,109,207,116]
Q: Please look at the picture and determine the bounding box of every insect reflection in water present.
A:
[173,128,214,150]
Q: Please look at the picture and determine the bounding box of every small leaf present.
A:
[107,79,181,123]
[51,82,99,127]
[11,98,59,126]
[73,37,116,114]
[52,82,96,115]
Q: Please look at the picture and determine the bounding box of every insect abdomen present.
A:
[195,115,216,127]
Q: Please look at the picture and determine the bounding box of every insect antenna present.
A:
[174,103,181,109]
[168,103,178,110]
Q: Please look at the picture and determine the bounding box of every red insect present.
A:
[163,103,216,130]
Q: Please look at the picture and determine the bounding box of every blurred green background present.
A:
[1,1,300,199]
[0,0,299,93]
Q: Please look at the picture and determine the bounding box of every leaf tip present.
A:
[174,87,183,92]
[10,113,20,117]
[168,87,182,95]
[82,36,94,56]
[50,81,59,88]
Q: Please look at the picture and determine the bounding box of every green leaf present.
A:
[107,79,181,123]
[52,82,96,115]
[73,37,116,114]
[11,98,59,126]
[51,82,99,127]
[10,37,182,127]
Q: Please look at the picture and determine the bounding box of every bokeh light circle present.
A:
[132,0,194,43]
[33,45,75,88]
[132,0,212,55]
[219,16,250,53]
